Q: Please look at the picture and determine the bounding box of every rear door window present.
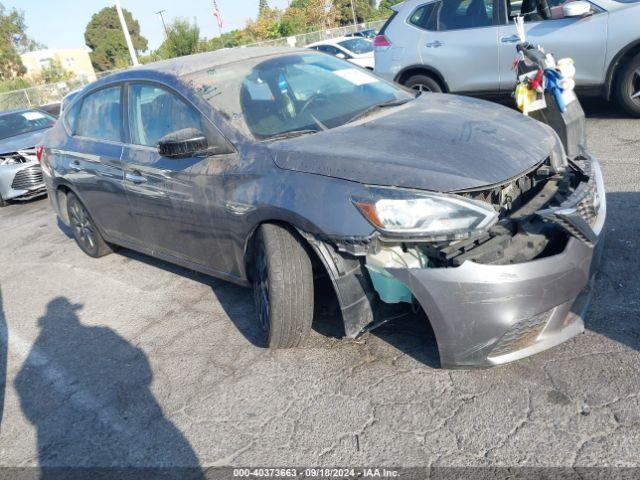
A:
[76,86,123,142]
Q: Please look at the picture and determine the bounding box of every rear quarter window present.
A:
[379,11,399,34]
[408,3,439,30]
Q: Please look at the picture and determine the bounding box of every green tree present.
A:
[259,0,270,17]
[334,0,375,25]
[378,0,402,16]
[84,6,148,72]
[157,18,201,59]
[0,3,44,80]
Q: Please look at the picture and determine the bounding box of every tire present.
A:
[0,192,6,208]
[614,53,640,117]
[403,74,443,93]
[66,192,112,258]
[252,224,314,349]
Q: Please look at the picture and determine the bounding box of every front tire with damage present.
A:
[252,224,314,348]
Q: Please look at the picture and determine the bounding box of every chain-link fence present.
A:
[0,77,91,112]
[244,19,387,49]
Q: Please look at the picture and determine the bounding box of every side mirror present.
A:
[158,128,209,158]
[336,52,347,59]
[562,0,592,17]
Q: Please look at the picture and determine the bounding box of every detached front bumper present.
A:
[386,155,607,369]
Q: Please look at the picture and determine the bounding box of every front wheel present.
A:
[252,224,314,349]
[67,192,113,258]
[615,53,640,117]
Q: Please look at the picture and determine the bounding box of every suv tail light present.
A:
[36,145,44,163]
[374,35,392,48]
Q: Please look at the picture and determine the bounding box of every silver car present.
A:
[0,109,55,207]
[374,0,640,115]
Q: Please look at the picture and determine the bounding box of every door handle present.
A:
[426,40,444,48]
[126,171,147,184]
[500,34,521,44]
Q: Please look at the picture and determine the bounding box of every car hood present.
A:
[0,129,49,154]
[270,94,557,192]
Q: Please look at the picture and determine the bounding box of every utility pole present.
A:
[114,0,139,66]
[156,9,169,37]
[349,0,358,29]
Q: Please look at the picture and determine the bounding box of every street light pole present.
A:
[114,0,139,66]
[349,0,358,29]
[156,9,169,37]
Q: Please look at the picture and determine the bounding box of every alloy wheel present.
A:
[412,84,432,93]
[69,200,96,252]
[253,243,270,333]
[631,68,640,105]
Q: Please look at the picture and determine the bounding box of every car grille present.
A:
[11,165,44,191]
[488,310,551,358]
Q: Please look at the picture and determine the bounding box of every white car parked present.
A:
[307,37,375,70]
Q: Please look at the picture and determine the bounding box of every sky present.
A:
[6,0,291,52]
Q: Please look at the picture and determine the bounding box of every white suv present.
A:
[374,0,640,115]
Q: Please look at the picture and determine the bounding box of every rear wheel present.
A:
[252,224,314,349]
[0,192,6,208]
[403,74,443,93]
[67,192,112,258]
[614,53,640,117]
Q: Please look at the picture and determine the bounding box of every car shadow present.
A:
[583,191,640,354]
[14,297,204,479]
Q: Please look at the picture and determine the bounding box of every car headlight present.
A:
[353,186,499,241]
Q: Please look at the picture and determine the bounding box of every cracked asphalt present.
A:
[0,98,638,470]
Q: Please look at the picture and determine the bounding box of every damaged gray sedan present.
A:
[41,48,606,368]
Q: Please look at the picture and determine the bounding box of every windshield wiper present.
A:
[265,129,320,141]
[344,98,412,125]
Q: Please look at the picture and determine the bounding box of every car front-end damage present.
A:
[305,149,606,369]
[0,149,46,202]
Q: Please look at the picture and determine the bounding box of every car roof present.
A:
[307,37,365,47]
[101,47,307,82]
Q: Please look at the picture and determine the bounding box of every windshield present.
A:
[338,38,374,54]
[183,52,412,140]
[0,110,56,140]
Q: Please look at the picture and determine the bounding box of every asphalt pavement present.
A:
[0,98,638,472]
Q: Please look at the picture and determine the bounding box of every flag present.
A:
[212,0,224,29]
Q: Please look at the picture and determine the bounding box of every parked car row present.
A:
[307,36,376,70]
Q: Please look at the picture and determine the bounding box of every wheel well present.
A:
[56,184,72,225]
[396,67,448,92]
[607,43,640,100]
[244,221,327,283]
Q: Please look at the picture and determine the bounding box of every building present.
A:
[20,48,96,83]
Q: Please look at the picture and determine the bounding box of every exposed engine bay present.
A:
[359,153,600,305]
[0,149,38,166]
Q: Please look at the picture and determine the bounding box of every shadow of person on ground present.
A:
[14,297,204,479]
[0,288,7,431]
